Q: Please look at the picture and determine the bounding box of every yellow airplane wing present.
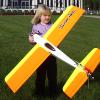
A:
[5,5,85,93]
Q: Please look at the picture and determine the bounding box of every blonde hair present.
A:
[31,4,52,25]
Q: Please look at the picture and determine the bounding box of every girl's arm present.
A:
[29,25,38,45]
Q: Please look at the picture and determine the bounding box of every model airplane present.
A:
[5,5,87,97]
[33,34,100,98]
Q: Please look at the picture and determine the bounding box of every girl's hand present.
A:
[29,33,36,45]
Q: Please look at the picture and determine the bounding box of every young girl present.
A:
[29,4,58,97]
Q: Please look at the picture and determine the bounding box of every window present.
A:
[38,0,43,4]
[13,0,18,8]
[21,0,30,9]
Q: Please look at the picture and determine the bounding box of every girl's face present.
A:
[40,12,51,24]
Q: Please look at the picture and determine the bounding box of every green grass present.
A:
[0,15,100,100]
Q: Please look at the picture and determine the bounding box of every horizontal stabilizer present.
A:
[63,48,100,98]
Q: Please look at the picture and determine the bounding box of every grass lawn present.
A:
[0,15,100,100]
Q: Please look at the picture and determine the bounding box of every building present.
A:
[0,0,84,13]
[0,0,32,9]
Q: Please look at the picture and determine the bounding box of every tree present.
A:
[87,0,93,10]
[87,0,100,11]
